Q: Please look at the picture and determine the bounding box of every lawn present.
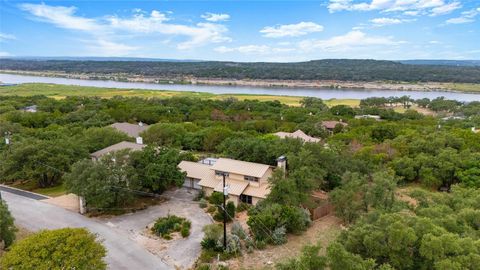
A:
[0,83,359,107]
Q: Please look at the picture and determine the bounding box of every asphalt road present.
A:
[1,189,173,270]
[0,185,49,200]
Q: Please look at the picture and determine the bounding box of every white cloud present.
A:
[298,30,403,52]
[0,51,13,57]
[260,22,324,38]
[20,3,99,31]
[201,12,230,22]
[83,39,139,56]
[328,0,461,16]
[430,2,462,16]
[369,17,414,26]
[446,7,480,24]
[215,45,295,54]
[0,33,16,42]
[19,3,231,53]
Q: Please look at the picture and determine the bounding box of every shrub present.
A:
[199,199,208,208]
[218,234,241,255]
[255,239,267,250]
[272,226,287,245]
[207,205,217,213]
[0,200,16,249]
[201,224,223,252]
[226,201,236,221]
[194,190,205,201]
[236,202,252,212]
[231,222,247,240]
[152,215,191,239]
[208,192,225,205]
[196,264,211,270]
[1,228,106,270]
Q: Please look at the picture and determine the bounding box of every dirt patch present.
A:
[42,193,80,212]
[226,215,342,270]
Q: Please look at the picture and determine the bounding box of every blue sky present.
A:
[0,0,479,61]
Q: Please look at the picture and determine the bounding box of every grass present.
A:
[447,83,480,92]
[0,83,361,107]
[32,184,67,197]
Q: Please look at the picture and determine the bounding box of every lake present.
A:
[1,73,480,101]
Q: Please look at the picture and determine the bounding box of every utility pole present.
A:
[222,172,229,250]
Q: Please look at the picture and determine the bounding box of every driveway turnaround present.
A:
[1,189,173,270]
[102,188,213,269]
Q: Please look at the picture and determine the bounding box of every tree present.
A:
[366,170,397,210]
[0,199,16,249]
[1,228,106,270]
[276,243,327,270]
[130,146,187,193]
[65,150,139,210]
[329,172,368,224]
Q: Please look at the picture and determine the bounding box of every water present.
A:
[1,73,479,101]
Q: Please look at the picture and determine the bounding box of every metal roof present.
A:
[110,122,149,138]
[214,179,249,196]
[90,141,145,158]
[210,158,271,178]
[178,161,212,180]
[274,129,321,143]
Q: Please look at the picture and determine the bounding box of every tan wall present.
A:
[227,195,240,207]
[259,168,274,184]
[251,196,263,206]
[203,187,214,197]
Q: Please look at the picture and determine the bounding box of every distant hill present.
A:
[399,60,480,67]
[1,58,480,83]
[2,56,201,62]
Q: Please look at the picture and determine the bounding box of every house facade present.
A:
[178,158,274,206]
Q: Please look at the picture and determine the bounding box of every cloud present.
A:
[201,12,230,22]
[446,7,480,24]
[19,3,231,53]
[370,17,414,26]
[215,45,295,54]
[260,22,324,38]
[83,39,139,56]
[0,33,16,42]
[0,51,13,57]
[298,30,403,52]
[328,0,461,16]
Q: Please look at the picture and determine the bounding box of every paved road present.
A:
[2,190,173,270]
[0,185,49,200]
[103,188,213,269]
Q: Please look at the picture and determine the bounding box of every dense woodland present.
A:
[2,59,480,83]
[1,92,480,269]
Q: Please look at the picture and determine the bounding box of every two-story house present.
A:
[178,158,277,206]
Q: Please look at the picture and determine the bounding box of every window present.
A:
[215,171,229,177]
[244,176,259,182]
[240,194,253,204]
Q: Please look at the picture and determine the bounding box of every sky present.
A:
[0,0,479,62]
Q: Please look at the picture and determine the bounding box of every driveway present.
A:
[102,188,213,269]
[1,189,173,270]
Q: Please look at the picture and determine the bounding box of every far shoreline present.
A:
[1,70,479,94]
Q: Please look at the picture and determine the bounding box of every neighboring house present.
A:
[90,141,146,161]
[274,129,321,143]
[178,158,277,206]
[355,114,381,120]
[21,105,37,113]
[321,121,348,132]
[110,122,149,138]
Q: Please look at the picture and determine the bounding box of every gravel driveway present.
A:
[1,189,173,270]
[100,188,213,269]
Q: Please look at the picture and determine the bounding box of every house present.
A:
[21,105,37,113]
[90,141,146,161]
[355,114,381,120]
[178,158,277,206]
[110,122,149,138]
[274,130,321,143]
[321,121,348,132]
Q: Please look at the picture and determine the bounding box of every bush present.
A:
[218,234,241,255]
[0,199,17,249]
[231,222,247,240]
[199,199,208,208]
[201,224,223,252]
[194,190,205,201]
[207,205,217,213]
[226,201,236,221]
[236,202,252,212]
[1,228,106,270]
[272,226,287,245]
[152,215,191,239]
[208,192,225,205]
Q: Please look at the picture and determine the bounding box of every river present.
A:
[1,73,479,101]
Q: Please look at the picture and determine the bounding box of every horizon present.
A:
[1,0,479,61]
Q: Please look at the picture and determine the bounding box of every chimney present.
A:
[136,137,143,145]
[277,155,287,174]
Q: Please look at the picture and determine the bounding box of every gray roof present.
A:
[90,141,145,158]
[110,122,149,138]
